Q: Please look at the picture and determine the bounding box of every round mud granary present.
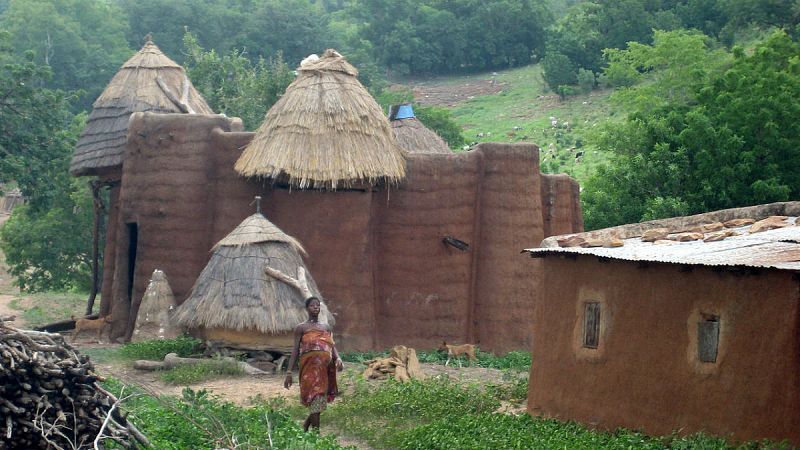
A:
[172,213,334,351]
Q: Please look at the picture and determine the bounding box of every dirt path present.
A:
[0,214,25,327]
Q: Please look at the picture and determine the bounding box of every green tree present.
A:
[182,32,294,131]
[0,31,93,291]
[602,29,731,111]
[541,51,578,92]
[582,31,800,230]
[118,0,247,64]
[1,0,132,111]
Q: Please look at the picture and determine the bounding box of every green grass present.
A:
[406,63,619,183]
[117,336,203,361]
[8,291,93,327]
[159,359,245,385]
[326,377,790,450]
[340,348,531,371]
[102,379,348,450]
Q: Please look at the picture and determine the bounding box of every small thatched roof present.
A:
[389,104,452,154]
[172,213,333,334]
[70,38,213,176]
[235,49,406,189]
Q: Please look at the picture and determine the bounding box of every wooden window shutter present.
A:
[698,316,720,363]
[583,302,601,349]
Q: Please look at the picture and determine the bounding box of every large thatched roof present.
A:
[389,104,452,154]
[172,213,334,334]
[70,38,213,176]
[235,49,406,189]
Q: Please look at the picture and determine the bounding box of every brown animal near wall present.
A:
[72,314,113,342]
[439,341,477,366]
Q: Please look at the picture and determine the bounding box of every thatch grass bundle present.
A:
[70,38,213,176]
[235,49,406,189]
[391,117,452,154]
[173,214,333,334]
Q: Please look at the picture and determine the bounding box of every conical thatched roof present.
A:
[235,49,406,189]
[172,213,333,334]
[70,38,213,176]
[389,104,452,154]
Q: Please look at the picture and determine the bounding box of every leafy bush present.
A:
[577,68,596,93]
[117,336,202,361]
[103,380,345,450]
[541,51,578,92]
[415,105,467,149]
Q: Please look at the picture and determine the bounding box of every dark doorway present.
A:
[126,223,138,301]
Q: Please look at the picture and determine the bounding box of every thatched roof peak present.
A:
[70,39,212,177]
[121,39,182,70]
[213,213,307,256]
[235,49,406,189]
[298,49,358,76]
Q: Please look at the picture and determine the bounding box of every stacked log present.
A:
[0,323,149,449]
[362,345,426,383]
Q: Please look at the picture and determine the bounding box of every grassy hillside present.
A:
[404,64,619,183]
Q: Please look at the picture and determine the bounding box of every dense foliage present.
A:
[0,0,131,111]
[583,30,800,229]
[0,30,93,292]
[354,0,550,75]
[182,33,294,131]
[540,0,800,94]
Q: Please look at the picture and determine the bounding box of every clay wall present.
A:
[528,255,800,445]
[106,113,583,350]
[540,173,583,237]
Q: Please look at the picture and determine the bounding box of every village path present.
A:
[0,214,25,327]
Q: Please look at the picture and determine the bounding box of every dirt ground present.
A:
[401,77,507,107]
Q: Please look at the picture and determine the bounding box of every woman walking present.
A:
[284,296,343,432]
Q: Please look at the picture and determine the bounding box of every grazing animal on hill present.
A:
[71,314,113,342]
[438,341,477,367]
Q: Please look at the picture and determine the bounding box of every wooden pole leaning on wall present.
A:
[85,180,118,316]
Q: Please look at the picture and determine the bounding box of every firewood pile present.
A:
[362,345,426,382]
[0,322,150,449]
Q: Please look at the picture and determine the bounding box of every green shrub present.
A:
[117,336,202,361]
[541,51,578,92]
[577,68,596,93]
[103,380,346,450]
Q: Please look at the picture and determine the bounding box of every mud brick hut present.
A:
[388,103,452,154]
[88,49,583,352]
[524,202,800,445]
[68,37,212,313]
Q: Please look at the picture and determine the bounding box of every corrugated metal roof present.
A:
[525,220,800,271]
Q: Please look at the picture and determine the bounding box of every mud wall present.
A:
[528,255,800,445]
[540,173,583,237]
[107,113,583,350]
